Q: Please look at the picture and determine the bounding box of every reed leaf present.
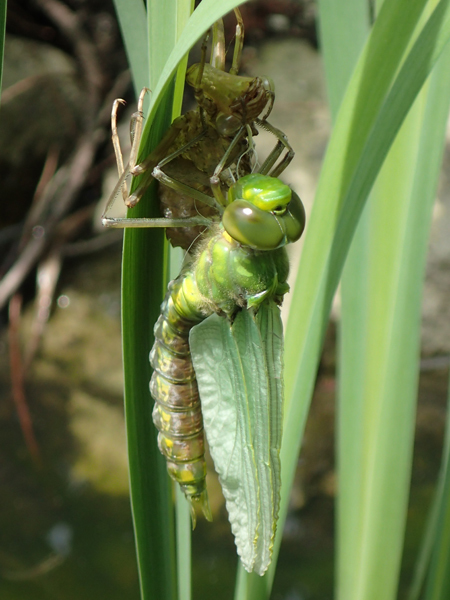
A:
[244,1,450,597]
[318,0,371,594]
[117,2,250,599]
[120,2,190,598]
[112,0,148,95]
[337,47,450,600]
[322,1,450,598]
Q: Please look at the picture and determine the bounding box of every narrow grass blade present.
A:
[257,0,450,593]
[112,0,148,94]
[339,83,442,600]
[120,2,193,599]
[122,99,176,600]
[337,20,450,598]
[318,0,370,119]
[172,0,196,119]
[175,485,192,600]
[318,3,371,598]
[148,0,180,88]
[327,3,372,586]
[122,209,174,600]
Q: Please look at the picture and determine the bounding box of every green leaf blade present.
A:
[266,0,450,592]
[337,9,450,600]
[119,2,197,599]
[112,0,149,94]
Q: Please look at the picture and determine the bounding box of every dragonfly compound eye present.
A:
[224,174,306,249]
[222,200,282,249]
[284,190,306,243]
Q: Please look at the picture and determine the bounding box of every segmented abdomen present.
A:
[149,275,212,523]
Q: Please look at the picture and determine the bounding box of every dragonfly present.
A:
[102,9,305,576]
[102,8,294,249]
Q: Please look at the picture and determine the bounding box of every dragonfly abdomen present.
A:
[149,276,212,524]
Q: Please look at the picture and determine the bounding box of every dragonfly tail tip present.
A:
[188,489,212,527]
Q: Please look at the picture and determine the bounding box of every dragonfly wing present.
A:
[190,301,284,575]
[255,300,284,535]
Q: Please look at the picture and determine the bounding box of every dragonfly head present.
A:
[186,63,275,130]
[222,174,305,250]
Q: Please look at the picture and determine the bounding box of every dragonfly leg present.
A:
[113,114,191,210]
[102,116,207,221]
[129,87,150,171]
[209,125,248,207]
[111,98,128,201]
[152,165,224,215]
[210,8,244,75]
[131,114,195,175]
[152,126,207,174]
[255,119,295,177]
[106,87,153,212]
[210,15,225,71]
[102,214,211,229]
[230,8,244,75]
[191,27,210,109]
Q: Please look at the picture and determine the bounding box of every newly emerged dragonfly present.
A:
[102,9,305,575]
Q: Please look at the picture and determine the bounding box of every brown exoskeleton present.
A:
[102,8,294,250]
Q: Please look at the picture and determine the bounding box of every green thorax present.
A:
[172,226,290,320]
[169,173,305,319]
